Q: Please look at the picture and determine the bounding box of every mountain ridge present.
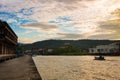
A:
[21,39,120,50]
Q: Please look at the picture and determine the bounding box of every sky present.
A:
[0,0,120,43]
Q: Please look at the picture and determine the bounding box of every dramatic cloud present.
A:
[21,22,60,34]
[97,8,120,40]
[0,0,120,43]
[22,22,58,30]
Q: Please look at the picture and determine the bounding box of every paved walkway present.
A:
[0,55,42,80]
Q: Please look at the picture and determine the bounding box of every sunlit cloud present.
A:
[0,0,120,43]
[19,38,35,43]
[97,8,120,40]
[21,22,60,34]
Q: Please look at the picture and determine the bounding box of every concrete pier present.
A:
[0,55,42,80]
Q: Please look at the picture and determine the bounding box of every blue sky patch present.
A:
[57,16,72,22]
[18,7,34,16]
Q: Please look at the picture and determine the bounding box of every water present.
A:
[33,56,120,80]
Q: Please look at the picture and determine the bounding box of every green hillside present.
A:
[21,39,120,50]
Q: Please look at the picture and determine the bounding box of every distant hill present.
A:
[21,39,120,50]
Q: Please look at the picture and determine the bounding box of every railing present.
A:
[5,36,17,45]
[0,54,16,62]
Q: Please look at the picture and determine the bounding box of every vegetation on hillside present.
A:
[45,45,88,55]
[21,39,120,50]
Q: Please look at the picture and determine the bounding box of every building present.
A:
[89,42,120,55]
[0,20,18,56]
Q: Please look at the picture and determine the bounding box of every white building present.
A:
[89,42,120,54]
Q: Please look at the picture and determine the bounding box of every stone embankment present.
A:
[0,55,42,80]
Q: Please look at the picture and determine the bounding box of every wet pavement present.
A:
[0,55,42,80]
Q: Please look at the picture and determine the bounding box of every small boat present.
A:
[94,55,105,60]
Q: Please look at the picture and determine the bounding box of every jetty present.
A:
[0,55,42,80]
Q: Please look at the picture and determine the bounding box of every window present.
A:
[0,44,2,54]
[91,49,94,52]
[97,49,100,52]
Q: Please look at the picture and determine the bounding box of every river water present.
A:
[33,56,120,80]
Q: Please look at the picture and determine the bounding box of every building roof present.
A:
[0,20,18,38]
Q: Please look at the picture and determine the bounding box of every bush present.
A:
[48,45,89,55]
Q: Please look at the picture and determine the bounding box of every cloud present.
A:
[56,31,99,40]
[88,34,114,40]
[111,8,120,18]
[1,0,120,43]
[96,8,120,40]
[21,22,58,30]
[98,20,120,39]
[57,32,84,40]
[19,38,35,43]
[21,22,60,34]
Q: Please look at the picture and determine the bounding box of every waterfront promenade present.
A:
[0,55,42,80]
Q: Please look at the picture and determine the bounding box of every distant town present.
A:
[23,40,120,56]
[0,20,120,61]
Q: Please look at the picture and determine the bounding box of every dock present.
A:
[0,55,42,80]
